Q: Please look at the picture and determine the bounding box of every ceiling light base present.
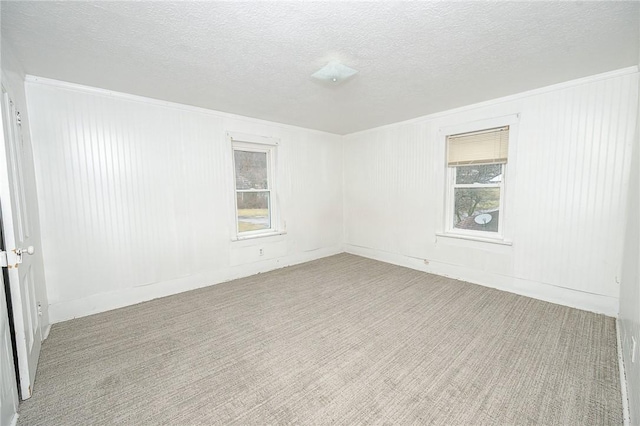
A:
[311,61,358,84]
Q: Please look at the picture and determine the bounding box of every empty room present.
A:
[0,1,639,425]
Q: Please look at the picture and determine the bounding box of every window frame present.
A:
[229,132,280,240]
[445,163,506,239]
[439,114,519,244]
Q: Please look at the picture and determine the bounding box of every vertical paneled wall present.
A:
[25,68,638,321]
[26,80,343,322]
[343,70,638,315]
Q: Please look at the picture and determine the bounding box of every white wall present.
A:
[343,68,639,316]
[23,68,639,323]
[25,78,343,323]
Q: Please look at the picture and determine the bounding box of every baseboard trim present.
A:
[49,243,619,322]
[617,319,631,426]
[48,245,343,323]
[344,244,619,317]
[42,324,51,341]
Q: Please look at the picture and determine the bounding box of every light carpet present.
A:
[17,253,622,425]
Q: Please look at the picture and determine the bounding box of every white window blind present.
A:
[447,126,509,166]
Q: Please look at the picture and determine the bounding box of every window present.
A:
[446,126,509,238]
[231,134,278,238]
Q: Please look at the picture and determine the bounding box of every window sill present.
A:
[435,232,512,246]
[231,231,287,242]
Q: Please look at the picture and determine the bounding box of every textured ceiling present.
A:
[2,1,638,135]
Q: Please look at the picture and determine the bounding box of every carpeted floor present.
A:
[17,253,622,425]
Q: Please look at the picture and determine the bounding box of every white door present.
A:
[0,269,19,426]
[0,88,41,399]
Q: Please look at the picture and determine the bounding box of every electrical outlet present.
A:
[37,302,42,316]
[423,259,430,265]
[632,336,637,363]
[259,248,264,256]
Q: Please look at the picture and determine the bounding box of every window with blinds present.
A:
[447,126,509,166]
[446,126,509,236]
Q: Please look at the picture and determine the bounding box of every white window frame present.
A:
[229,132,281,240]
[445,162,506,240]
[439,114,519,245]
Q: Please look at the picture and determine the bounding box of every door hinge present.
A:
[0,250,21,268]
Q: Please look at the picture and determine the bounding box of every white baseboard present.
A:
[49,243,619,323]
[48,245,343,323]
[9,413,18,426]
[42,324,51,341]
[617,319,631,426]
[344,244,619,317]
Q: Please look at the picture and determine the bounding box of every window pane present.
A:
[237,192,270,232]
[453,188,500,232]
[235,150,268,190]
[455,164,502,184]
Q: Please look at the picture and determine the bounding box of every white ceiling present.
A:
[2,1,638,135]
